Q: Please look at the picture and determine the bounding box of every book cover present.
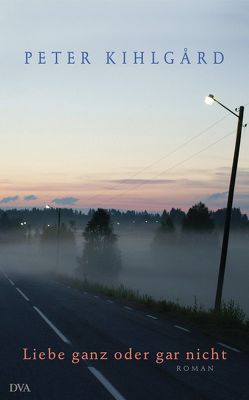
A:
[0,1,248,399]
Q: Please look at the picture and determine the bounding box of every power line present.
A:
[86,113,231,201]
[103,129,236,204]
[86,102,249,205]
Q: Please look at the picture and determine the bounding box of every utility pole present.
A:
[214,106,244,310]
[205,95,245,310]
[56,207,61,273]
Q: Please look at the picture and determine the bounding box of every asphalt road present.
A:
[0,270,249,400]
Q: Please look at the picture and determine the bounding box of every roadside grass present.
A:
[56,274,249,352]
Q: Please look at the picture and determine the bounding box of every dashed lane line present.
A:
[1,270,9,279]
[8,278,15,286]
[217,342,240,353]
[33,306,71,345]
[16,288,29,302]
[88,367,126,400]
[124,306,133,311]
[174,325,191,333]
[146,314,158,320]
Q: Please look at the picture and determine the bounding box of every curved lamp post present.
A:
[205,94,245,311]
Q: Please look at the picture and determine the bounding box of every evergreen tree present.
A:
[153,210,175,246]
[169,208,185,225]
[160,210,175,233]
[0,212,26,242]
[40,223,75,244]
[79,208,122,281]
[182,202,214,232]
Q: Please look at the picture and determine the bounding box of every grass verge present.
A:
[56,274,249,352]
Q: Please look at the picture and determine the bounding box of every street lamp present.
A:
[205,94,245,311]
[46,205,61,272]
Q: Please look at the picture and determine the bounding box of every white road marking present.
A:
[16,288,29,302]
[146,314,157,320]
[94,295,99,299]
[8,278,15,286]
[174,325,191,333]
[107,300,114,304]
[88,367,126,400]
[1,271,8,279]
[217,342,240,353]
[124,306,133,311]
[33,306,71,345]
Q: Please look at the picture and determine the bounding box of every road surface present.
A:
[0,270,249,400]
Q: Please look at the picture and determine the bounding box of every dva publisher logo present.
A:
[9,383,31,393]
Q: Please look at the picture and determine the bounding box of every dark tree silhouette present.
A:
[182,202,214,232]
[212,207,249,231]
[169,208,185,225]
[0,212,26,242]
[78,208,122,281]
[0,205,246,237]
[40,223,75,244]
[160,210,175,233]
[83,208,116,243]
[153,210,176,248]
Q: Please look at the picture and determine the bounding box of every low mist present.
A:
[117,229,249,314]
[0,225,248,317]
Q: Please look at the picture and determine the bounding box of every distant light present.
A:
[47,224,50,227]
[23,221,27,225]
[145,220,148,223]
[20,222,23,226]
[45,205,51,209]
[116,222,120,225]
[205,94,215,105]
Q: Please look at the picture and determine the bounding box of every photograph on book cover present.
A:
[0,1,249,399]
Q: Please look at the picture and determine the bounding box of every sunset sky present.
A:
[1,1,248,213]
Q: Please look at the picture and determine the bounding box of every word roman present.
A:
[24,49,224,65]
[176,365,214,372]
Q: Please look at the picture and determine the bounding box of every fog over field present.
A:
[1,227,248,316]
[117,230,249,314]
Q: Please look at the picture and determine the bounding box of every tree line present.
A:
[0,204,248,232]
[0,203,248,282]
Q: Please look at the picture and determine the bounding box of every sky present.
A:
[0,0,248,213]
